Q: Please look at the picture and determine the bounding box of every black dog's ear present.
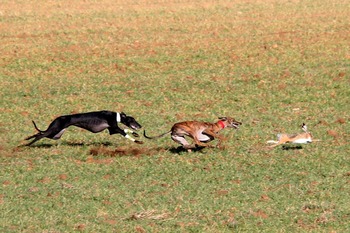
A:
[120,112,126,117]
[218,117,227,121]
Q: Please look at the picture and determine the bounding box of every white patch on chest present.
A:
[116,112,121,123]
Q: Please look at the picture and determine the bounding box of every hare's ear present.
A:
[218,117,227,121]
[301,123,307,132]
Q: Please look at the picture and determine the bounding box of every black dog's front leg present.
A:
[123,128,140,137]
[108,127,143,144]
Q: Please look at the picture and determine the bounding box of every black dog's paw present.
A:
[134,140,144,144]
[132,132,140,137]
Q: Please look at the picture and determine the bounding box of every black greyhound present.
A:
[25,111,143,146]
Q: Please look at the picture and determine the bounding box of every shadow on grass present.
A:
[168,146,207,154]
[17,143,54,148]
[18,141,114,148]
[90,146,166,157]
[89,145,212,157]
[282,145,303,150]
[64,141,113,147]
[19,141,211,156]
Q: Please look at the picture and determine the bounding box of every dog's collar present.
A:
[116,112,121,123]
[218,121,225,129]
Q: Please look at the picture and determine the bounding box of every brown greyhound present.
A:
[144,117,242,151]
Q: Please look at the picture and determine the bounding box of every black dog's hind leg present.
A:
[25,121,45,145]
[25,127,67,146]
[25,118,68,146]
[25,121,44,140]
[25,133,47,146]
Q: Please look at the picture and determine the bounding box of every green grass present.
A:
[1,0,349,232]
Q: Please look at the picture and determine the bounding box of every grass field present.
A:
[1,0,349,232]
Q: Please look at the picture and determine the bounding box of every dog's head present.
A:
[120,112,142,130]
[218,117,242,129]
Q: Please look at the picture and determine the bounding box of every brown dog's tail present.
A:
[143,130,171,139]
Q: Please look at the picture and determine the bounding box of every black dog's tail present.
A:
[32,121,44,133]
[24,121,44,140]
[143,130,171,139]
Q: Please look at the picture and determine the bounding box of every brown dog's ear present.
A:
[218,117,227,121]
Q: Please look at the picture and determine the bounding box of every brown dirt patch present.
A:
[89,146,166,157]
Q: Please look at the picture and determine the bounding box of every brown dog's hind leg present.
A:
[172,135,190,147]
[171,135,196,152]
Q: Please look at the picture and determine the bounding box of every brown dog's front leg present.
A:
[193,138,212,148]
[201,130,222,148]
[216,135,227,148]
